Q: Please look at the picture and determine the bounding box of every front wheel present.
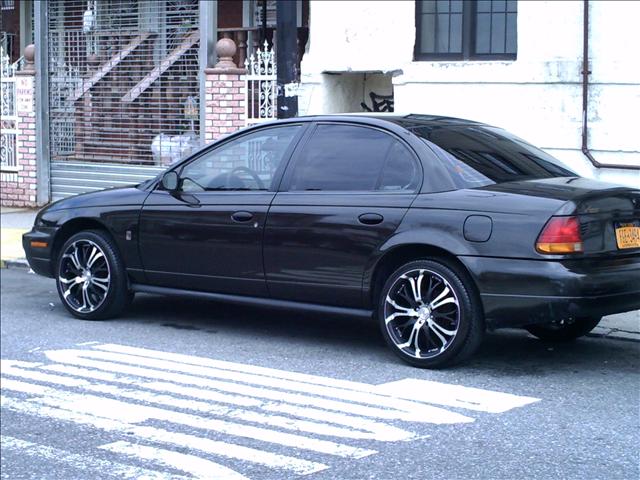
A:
[525,316,602,342]
[378,259,484,368]
[56,230,131,320]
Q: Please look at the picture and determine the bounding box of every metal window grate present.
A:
[253,0,277,28]
[47,0,201,167]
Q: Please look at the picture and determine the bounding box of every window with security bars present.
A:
[47,0,201,165]
[415,0,517,60]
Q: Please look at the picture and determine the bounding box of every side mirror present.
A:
[161,171,179,191]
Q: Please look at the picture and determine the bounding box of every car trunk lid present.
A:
[480,177,640,256]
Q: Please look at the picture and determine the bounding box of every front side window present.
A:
[288,124,420,192]
[179,125,300,192]
[415,0,517,60]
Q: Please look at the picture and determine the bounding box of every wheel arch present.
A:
[51,217,115,270]
[367,243,483,317]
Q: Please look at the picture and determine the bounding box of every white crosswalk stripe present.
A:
[1,343,541,478]
[99,441,250,480]
[0,368,375,459]
[43,347,474,424]
[0,394,328,475]
[0,436,188,480]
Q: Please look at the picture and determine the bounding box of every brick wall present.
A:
[0,70,37,207]
[203,69,247,143]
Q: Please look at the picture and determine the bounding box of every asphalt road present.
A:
[1,268,639,480]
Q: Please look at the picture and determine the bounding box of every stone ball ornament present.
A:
[214,38,238,69]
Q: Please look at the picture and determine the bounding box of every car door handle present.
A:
[231,211,254,223]
[358,213,384,225]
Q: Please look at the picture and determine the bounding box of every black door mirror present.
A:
[161,171,179,191]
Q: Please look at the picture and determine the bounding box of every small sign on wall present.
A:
[16,76,34,114]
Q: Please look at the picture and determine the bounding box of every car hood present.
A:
[46,185,149,212]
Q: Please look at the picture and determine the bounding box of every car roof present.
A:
[261,113,490,131]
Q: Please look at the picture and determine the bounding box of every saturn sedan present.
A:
[23,114,640,368]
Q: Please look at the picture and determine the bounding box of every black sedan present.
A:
[23,114,640,368]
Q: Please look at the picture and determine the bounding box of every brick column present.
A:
[1,44,37,207]
[203,38,247,143]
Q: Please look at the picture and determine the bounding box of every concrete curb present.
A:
[588,328,640,343]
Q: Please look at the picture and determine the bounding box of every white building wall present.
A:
[298,0,640,187]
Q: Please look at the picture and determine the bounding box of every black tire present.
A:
[525,316,602,342]
[377,258,484,368]
[55,230,130,320]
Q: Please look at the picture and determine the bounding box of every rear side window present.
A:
[411,125,576,187]
[379,141,421,191]
[288,124,420,192]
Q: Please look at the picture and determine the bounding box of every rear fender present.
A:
[362,227,477,307]
[378,228,475,257]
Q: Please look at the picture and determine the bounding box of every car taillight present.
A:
[536,216,583,254]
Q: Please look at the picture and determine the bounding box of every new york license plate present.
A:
[615,220,640,249]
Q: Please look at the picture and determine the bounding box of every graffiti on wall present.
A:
[361,91,394,112]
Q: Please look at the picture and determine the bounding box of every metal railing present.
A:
[0,46,18,171]
[245,41,277,126]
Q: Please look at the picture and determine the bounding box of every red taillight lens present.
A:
[536,216,583,254]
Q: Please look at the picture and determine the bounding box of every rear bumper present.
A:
[459,255,640,328]
[22,227,57,278]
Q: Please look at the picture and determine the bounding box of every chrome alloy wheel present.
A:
[383,269,460,359]
[58,240,111,314]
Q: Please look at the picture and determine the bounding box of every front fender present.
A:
[36,208,145,278]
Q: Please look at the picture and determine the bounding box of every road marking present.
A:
[38,363,410,442]
[99,441,250,480]
[0,435,183,480]
[92,343,541,414]
[0,366,376,459]
[43,347,474,424]
[0,394,327,475]
[1,343,541,479]
[375,379,540,413]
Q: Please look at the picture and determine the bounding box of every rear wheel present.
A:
[56,230,130,320]
[377,259,484,368]
[525,316,602,342]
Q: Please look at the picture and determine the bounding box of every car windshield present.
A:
[410,125,577,188]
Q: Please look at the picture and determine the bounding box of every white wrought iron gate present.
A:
[245,42,277,126]
[0,47,18,178]
[47,0,201,199]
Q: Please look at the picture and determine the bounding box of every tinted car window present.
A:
[289,124,418,192]
[411,125,576,187]
[180,125,300,192]
[379,141,421,191]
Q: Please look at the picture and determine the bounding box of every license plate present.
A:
[615,221,640,249]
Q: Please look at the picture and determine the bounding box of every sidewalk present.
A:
[0,207,38,268]
[1,206,638,341]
